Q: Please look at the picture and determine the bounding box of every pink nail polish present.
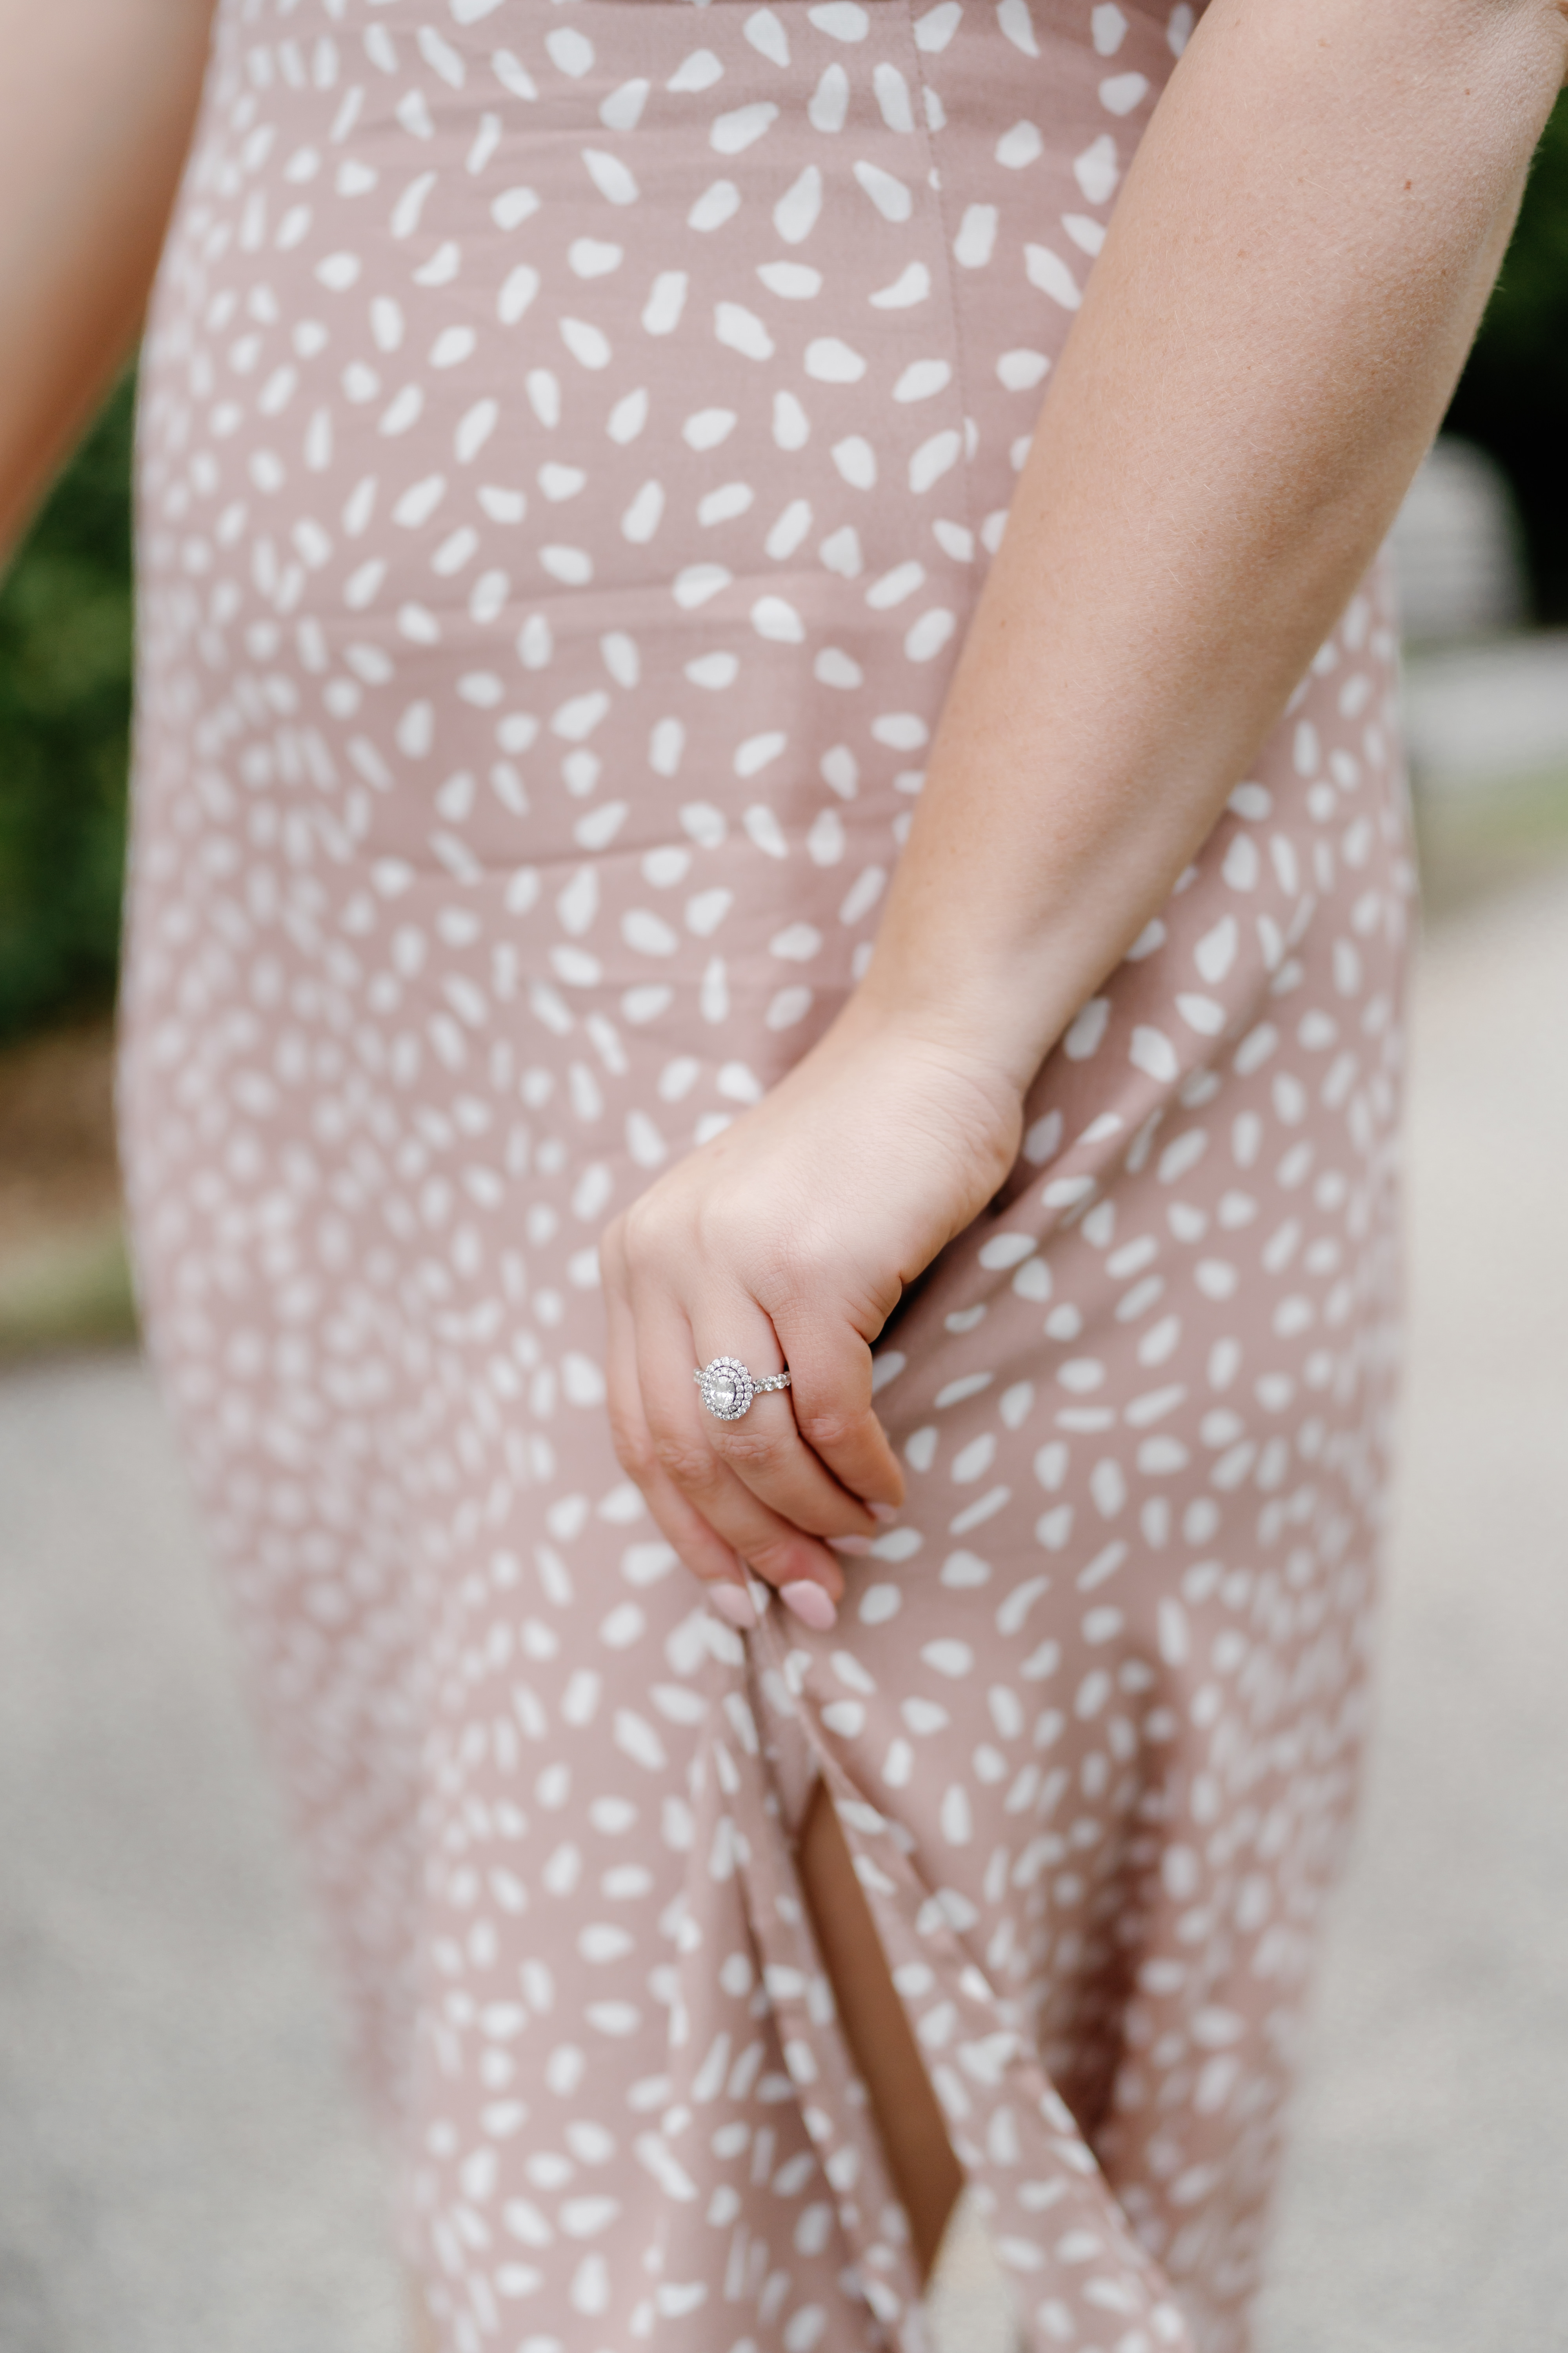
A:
[708,1583,759,1630]
[829,1534,873,1557]
[869,1502,900,1525]
[780,1580,837,1633]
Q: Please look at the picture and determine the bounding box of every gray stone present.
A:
[0,1360,404,2353]
[1256,863,1568,2352]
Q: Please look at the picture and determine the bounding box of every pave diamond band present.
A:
[695,1356,792,1421]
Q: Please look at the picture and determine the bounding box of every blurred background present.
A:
[4,94,1568,2353]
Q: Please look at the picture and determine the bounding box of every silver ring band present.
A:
[695,1356,792,1421]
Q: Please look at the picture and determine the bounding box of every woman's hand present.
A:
[599,1002,1024,1631]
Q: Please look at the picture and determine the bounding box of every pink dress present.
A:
[122,1,1410,2345]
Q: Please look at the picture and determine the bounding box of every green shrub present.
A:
[0,374,135,1044]
[1448,88,1568,622]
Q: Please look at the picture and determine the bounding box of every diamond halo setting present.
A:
[695,1356,791,1420]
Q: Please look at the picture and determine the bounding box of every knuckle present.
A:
[793,1403,862,1456]
[618,1193,654,1252]
[709,1422,791,1480]
[742,1533,808,1584]
[608,1415,658,1488]
[753,1241,821,1315]
[649,1433,720,1496]
[701,1208,812,1300]
[620,1188,680,1269]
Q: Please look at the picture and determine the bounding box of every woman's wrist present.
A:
[818,969,1033,1185]
[836,882,1081,1118]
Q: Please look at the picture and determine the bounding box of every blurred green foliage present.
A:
[1448,87,1568,624]
[1,90,1567,1045]
[0,375,135,1043]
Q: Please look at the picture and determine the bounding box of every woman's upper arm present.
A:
[0,0,218,555]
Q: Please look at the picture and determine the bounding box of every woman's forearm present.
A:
[0,0,215,558]
[854,0,1566,1095]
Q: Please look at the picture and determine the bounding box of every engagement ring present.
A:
[695,1356,792,1421]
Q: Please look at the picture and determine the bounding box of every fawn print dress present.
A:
[122,0,1411,2346]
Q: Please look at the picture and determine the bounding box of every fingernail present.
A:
[780,1580,837,1633]
[829,1534,873,1557]
[708,1583,759,1630]
[869,1502,900,1525]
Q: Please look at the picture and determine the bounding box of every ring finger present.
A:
[635,1295,849,1624]
[691,1292,879,1543]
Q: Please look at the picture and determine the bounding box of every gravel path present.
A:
[1256,864,1568,2353]
[3,866,1566,2353]
[0,1360,402,2353]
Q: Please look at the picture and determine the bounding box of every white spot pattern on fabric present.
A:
[123,4,1411,2351]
